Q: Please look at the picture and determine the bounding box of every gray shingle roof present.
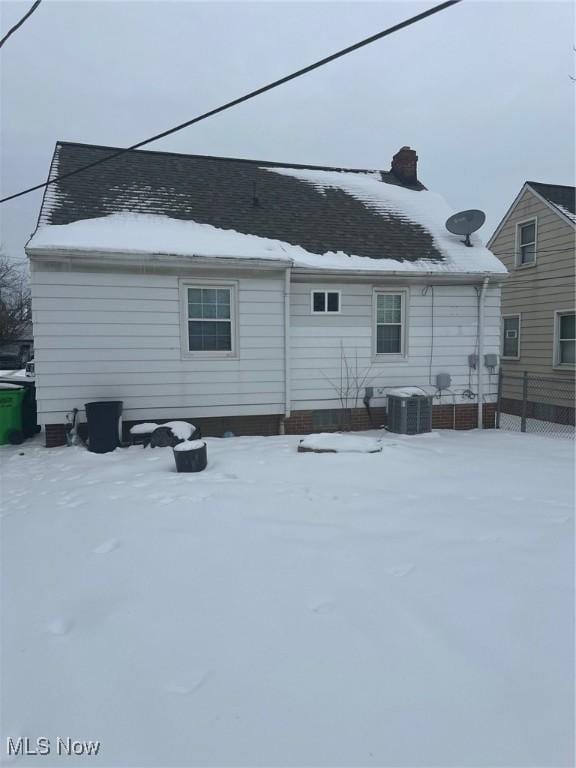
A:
[527,181,575,220]
[38,142,444,263]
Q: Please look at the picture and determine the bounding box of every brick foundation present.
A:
[122,414,283,441]
[283,407,387,434]
[43,404,497,447]
[432,403,496,430]
[45,423,67,448]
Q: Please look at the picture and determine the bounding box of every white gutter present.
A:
[477,276,490,429]
[282,266,292,428]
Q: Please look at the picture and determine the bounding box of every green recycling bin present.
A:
[0,384,25,445]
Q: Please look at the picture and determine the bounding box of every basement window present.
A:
[312,410,342,430]
[312,291,340,313]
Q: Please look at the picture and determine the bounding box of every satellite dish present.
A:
[445,209,486,247]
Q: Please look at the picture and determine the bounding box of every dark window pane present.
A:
[377,294,402,323]
[520,244,535,264]
[188,320,231,351]
[560,340,575,364]
[313,292,325,312]
[188,288,202,304]
[216,289,231,319]
[202,303,217,319]
[503,334,518,357]
[520,222,535,245]
[327,292,339,312]
[377,324,401,353]
[502,317,519,357]
[188,302,203,319]
[504,317,519,334]
[560,313,575,340]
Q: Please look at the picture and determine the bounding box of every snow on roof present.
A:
[556,204,576,225]
[28,209,506,276]
[265,167,506,274]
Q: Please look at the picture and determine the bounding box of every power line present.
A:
[0,0,462,205]
[488,246,575,255]
[0,0,42,49]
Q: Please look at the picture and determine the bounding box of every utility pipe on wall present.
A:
[477,276,489,429]
[280,266,292,434]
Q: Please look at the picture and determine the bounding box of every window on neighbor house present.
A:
[502,315,520,359]
[375,292,404,355]
[516,220,536,266]
[555,311,575,366]
[312,291,340,313]
[186,286,234,353]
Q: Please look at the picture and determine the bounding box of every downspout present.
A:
[477,276,489,429]
[279,266,291,434]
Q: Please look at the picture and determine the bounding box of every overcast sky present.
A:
[1,0,574,263]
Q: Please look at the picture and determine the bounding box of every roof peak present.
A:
[527,180,575,192]
[55,140,383,176]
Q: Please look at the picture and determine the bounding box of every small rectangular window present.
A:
[185,285,233,352]
[312,291,340,313]
[375,292,404,355]
[556,311,575,365]
[516,220,536,265]
[502,315,520,358]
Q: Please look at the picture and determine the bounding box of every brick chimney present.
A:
[391,146,418,185]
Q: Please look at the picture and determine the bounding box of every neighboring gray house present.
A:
[488,182,575,423]
[26,142,507,446]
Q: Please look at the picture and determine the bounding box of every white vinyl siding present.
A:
[31,264,502,426]
[289,282,500,411]
[31,267,285,424]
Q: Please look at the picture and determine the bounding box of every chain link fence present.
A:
[496,371,575,437]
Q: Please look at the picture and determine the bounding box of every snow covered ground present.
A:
[1,430,573,767]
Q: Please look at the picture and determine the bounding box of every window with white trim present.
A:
[312,290,340,313]
[516,219,536,265]
[502,315,520,359]
[375,292,404,354]
[556,311,575,365]
[186,286,233,352]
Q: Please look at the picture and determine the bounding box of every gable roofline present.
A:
[487,181,576,248]
[52,140,391,178]
[525,181,576,225]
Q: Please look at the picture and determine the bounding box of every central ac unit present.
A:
[387,394,432,435]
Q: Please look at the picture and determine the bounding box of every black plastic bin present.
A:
[85,400,123,453]
[173,441,207,473]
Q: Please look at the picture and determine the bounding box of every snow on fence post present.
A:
[521,371,529,433]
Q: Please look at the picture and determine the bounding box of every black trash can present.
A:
[85,401,123,453]
[173,440,207,473]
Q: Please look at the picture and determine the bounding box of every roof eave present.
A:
[25,245,507,282]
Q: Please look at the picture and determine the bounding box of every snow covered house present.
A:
[26,143,507,446]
